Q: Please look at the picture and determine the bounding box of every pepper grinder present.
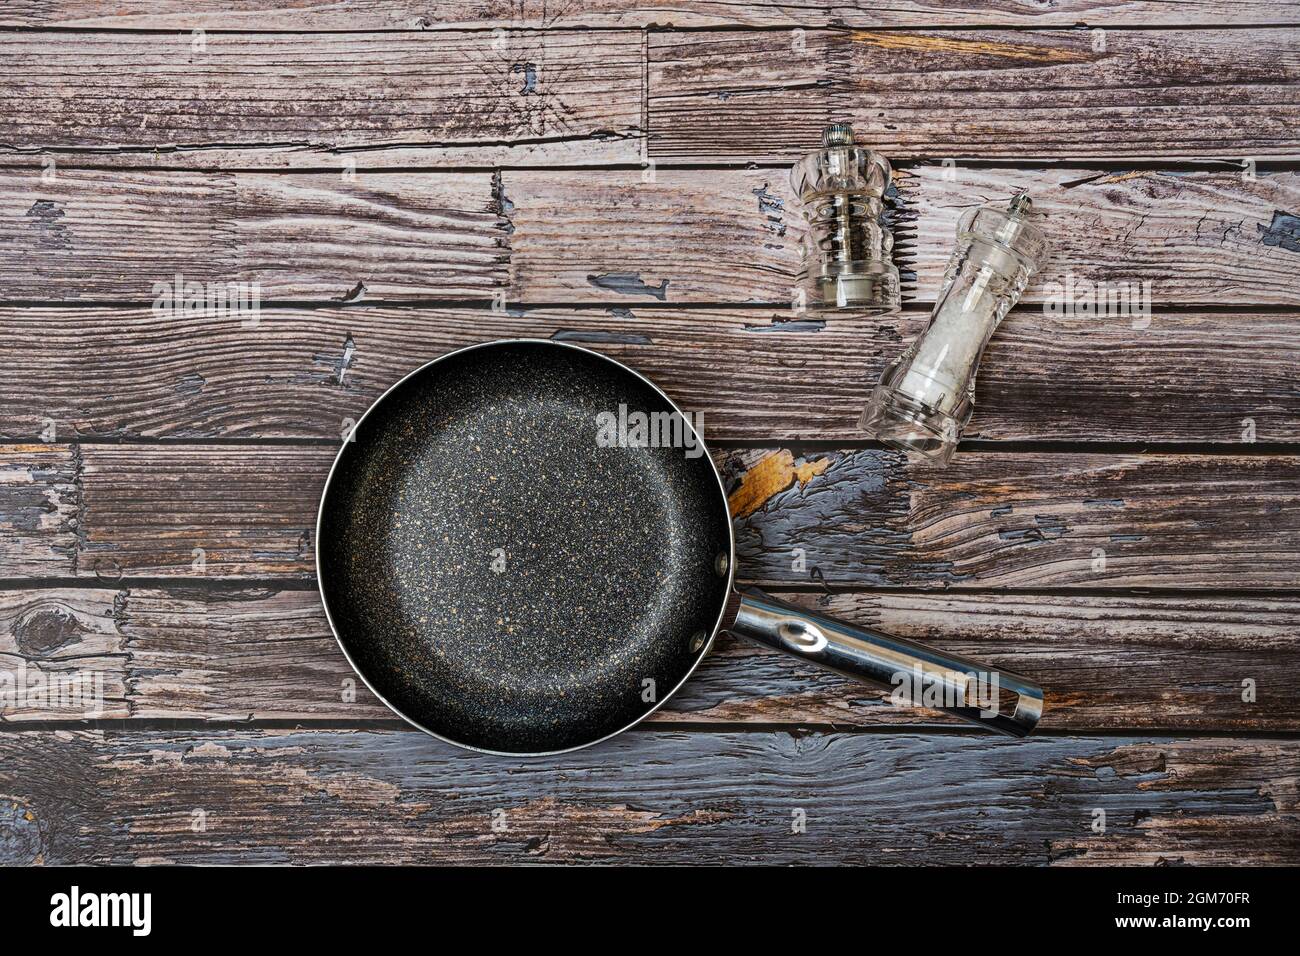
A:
[862,193,1049,465]
[790,122,901,314]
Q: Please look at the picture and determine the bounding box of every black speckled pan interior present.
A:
[318,340,734,754]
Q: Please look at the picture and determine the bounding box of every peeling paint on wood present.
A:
[1,729,1294,864]
[724,449,1300,589]
[1258,210,1300,253]
[0,169,509,300]
[728,449,833,518]
[585,272,670,299]
[2,168,1297,306]
[24,200,69,250]
[550,329,653,344]
[742,318,825,332]
[0,445,78,576]
[502,167,1300,306]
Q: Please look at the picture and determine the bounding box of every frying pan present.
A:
[317,339,1044,754]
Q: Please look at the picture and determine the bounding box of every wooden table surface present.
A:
[2,1,1299,865]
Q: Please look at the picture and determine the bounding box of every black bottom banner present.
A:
[0,863,1279,941]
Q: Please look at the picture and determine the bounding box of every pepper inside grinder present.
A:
[862,193,1049,465]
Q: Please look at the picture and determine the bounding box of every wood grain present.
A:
[1,26,1296,168]
[726,448,1300,588]
[1,727,1294,864]
[2,444,1295,588]
[649,29,1300,160]
[0,445,78,577]
[4,166,1298,305]
[902,166,1300,309]
[504,166,1300,305]
[0,587,126,720]
[0,168,505,300]
[76,445,322,580]
[0,31,643,168]
[2,586,1295,731]
[6,1,1298,30]
[5,305,1294,444]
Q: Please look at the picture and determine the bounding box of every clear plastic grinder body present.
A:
[790,123,902,315]
[862,193,1049,465]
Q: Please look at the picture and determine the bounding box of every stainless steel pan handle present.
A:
[727,588,1044,737]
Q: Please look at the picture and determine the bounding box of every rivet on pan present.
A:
[714,553,730,577]
[689,630,708,653]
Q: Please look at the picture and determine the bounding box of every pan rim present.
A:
[315,337,737,757]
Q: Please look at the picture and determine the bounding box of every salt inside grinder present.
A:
[791,123,901,313]
[862,193,1049,465]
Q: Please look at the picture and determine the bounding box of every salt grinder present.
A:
[790,122,901,314]
[862,193,1049,466]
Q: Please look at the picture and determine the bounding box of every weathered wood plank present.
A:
[3,166,1297,305]
[3,306,1296,444]
[121,586,357,721]
[6,1,1297,30]
[3,444,1296,588]
[0,588,126,720]
[0,445,78,577]
[3,586,1295,731]
[649,29,1300,160]
[726,448,1300,588]
[0,586,358,722]
[504,165,1300,305]
[1,727,1294,864]
[902,166,1300,308]
[0,31,643,168]
[76,445,322,580]
[1,27,1296,169]
[0,168,505,300]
